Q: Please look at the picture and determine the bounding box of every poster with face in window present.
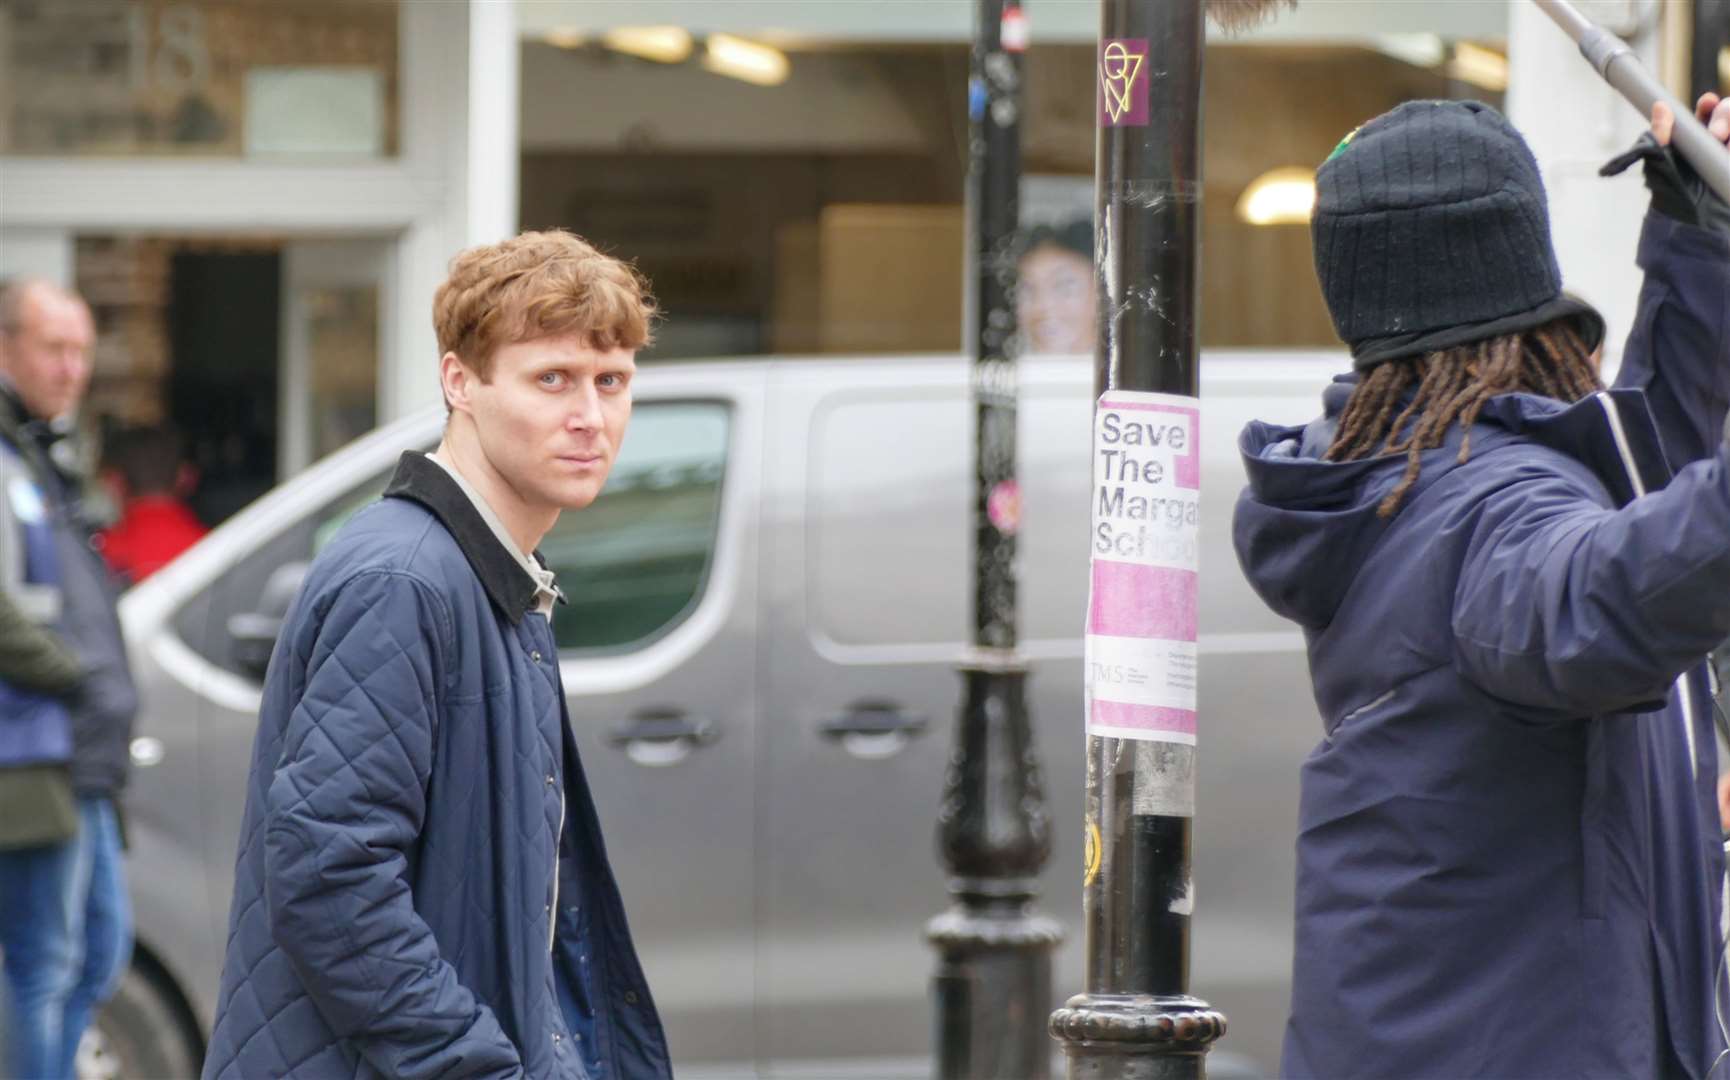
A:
[1017,176,1097,359]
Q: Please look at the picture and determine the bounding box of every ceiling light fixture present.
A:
[1375,33,1446,70]
[544,27,587,50]
[702,33,790,87]
[1237,166,1316,226]
[602,26,694,65]
[1447,41,1509,92]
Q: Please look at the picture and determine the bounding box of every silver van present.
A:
[97,351,1339,1079]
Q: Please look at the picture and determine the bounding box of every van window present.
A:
[808,389,969,647]
[544,401,729,653]
[808,384,1090,649]
[172,400,729,677]
[170,461,402,677]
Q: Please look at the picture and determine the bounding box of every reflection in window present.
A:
[544,401,729,653]
[2,0,400,158]
[171,460,396,677]
[310,468,393,554]
[172,400,730,676]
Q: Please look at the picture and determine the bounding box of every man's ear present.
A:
[440,352,475,415]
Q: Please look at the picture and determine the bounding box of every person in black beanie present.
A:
[1233,95,1730,1078]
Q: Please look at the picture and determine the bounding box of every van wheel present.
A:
[79,965,201,1080]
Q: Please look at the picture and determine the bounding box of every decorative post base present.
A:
[930,902,1065,1079]
[930,661,1062,1078]
[1050,994,1227,1079]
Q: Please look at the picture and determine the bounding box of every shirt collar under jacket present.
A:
[381,450,564,622]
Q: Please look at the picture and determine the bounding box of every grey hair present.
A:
[0,279,85,336]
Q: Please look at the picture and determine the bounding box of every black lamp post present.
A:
[928,2,1063,1077]
[1050,1,1289,1076]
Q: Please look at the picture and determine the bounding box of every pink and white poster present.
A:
[1085,391,1200,744]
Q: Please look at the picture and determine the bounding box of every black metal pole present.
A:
[929,2,1063,1077]
[1049,1,1224,1076]
[1695,0,1730,99]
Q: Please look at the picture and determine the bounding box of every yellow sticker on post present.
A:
[1085,390,1200,744]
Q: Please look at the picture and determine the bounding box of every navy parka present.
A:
[1235,211,1730,1079]
[204,452,671,1080]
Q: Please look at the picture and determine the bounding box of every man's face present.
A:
[0,286,94,422]
[456,333,635,514]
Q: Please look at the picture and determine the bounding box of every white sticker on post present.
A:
[1085,391,1200,744]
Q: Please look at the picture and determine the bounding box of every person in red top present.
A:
[96,425,207,584]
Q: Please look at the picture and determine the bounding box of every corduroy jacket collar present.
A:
[0,380,69,481]
[381,450,543,623]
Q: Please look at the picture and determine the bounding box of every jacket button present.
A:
[552,1033,562,1045]
[531,649,543,662]
[624,991,639,1005]
[546,774,556,786]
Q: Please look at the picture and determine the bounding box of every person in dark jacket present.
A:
[1234,97,1730,1078]
[203,230,672,1080]
[0,279,138,1080]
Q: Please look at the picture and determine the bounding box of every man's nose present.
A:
[566,383,602,430]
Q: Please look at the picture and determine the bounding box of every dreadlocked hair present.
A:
[1325,320,1602,518]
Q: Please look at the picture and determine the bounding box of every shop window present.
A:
[2,1,399,158]
[520,37,1499,357]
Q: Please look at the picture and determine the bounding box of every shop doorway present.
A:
[76,234,384,530]
[167,248,282,525]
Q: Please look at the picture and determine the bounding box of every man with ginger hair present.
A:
[202,231,671,1079]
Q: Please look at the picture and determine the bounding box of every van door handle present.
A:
[820,704,927,760]
[607,711,715,768]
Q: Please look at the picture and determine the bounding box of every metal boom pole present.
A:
[1534,0,1730,203]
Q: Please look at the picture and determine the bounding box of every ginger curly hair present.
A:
[1326,320,1602,518]
[432,230,655,379]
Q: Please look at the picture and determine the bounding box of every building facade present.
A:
[0,0,1677,522]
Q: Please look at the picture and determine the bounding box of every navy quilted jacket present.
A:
[203,452,671,1080]
[1235,211,1730,1078]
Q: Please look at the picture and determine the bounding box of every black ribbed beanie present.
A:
[1312,100,1603,369]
